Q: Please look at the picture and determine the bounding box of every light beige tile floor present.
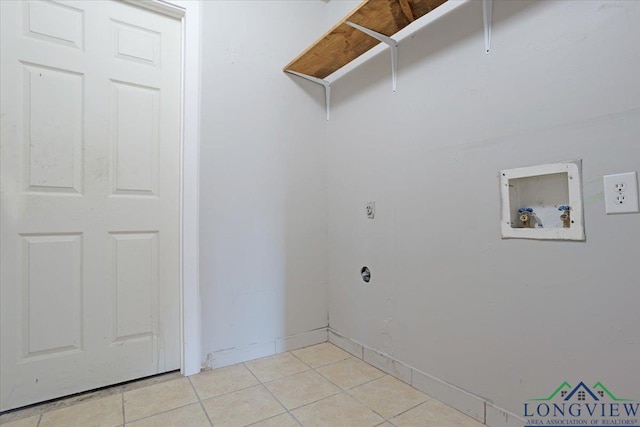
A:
[0,343,486,427]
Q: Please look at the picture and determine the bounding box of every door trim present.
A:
[118,0,201,377]
[121,0,185,19]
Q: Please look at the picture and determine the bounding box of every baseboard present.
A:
[276,328,328,353]
[485,403,526,427]
[202,326,525,427]
[203,327,329,370]
[328,328,525,427]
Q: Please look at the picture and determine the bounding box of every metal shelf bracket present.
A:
[483,0,493,53]
[285,71,332,121]
[345,21,398,92]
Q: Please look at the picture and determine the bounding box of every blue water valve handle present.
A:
[518,207,534,213]
[558,205,571,211]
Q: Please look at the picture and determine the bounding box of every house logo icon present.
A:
[523,381,639,426]
[530,381,633,403]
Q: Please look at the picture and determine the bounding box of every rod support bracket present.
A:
[483,0,493,53]
[285,70,331,121]
[346,21,398,92]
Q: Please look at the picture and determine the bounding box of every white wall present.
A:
[326,0,640,417]
[199,1,329,367]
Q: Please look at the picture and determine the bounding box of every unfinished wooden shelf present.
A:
[284,0,448,79]
[284,0,493,120]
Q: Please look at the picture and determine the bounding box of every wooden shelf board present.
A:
[284,0,448,79]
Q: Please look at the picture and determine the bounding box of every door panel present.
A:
[110,81,159,195]
[21,233,84,358]
[110,232,158,342]
[23,0,84,49]
[1,0,182,411]
[112,19,160,67]
[23,63,84,193]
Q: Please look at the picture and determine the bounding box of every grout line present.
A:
[345,389,389,421]
[288,390,343,412]
[312,367,347,390]
[252,368,312,386]
[388,398,429,421]
[343,373,388,391]
[289,343,352,370]
[194,363,275,402]
[195,381,261,402]
[311,358,380,392]
[338,372,430,422]
[186,373,205,402]
[245,412,300,427]
[240,347,366,426]
[306,357,353,370]
[313,354,356,370]
[302,351,399,421]
[331,330,495,425]
[121,401,201,425]
[118,378,203,427]
[36,413,42,427]
[120,392,125,426]
[186,376,214,427]
[288,411,304,427]
[287,349,313,368]
[242,359,295,425]
[247,358,313,386]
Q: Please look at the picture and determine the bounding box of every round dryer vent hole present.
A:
[361,266,371,283]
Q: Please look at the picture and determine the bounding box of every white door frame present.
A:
[121,0,201,377]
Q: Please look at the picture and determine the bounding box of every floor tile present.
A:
[248,412,299,427]
[189,363,259,400]
[39,394,122,427]
[245,352,309,383]
[291,393,384,427]
[292,343,351,368]
[348,375,428,419]
[119,372,184,394]
[125,403,210,427]
[316,357,385,389]
[391,399,485,427]
[0,415,40,427]
[202,384,284,427]
[265,370,341,410]
[0,374,184,426]
[123,378,197,422]
[2,353,487,427]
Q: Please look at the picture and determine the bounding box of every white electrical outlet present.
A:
[604,172,639,214]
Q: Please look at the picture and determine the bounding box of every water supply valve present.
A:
[558,205,571,228]
[518,207,534,228]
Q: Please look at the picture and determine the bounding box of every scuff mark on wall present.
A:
[202,353,214,371]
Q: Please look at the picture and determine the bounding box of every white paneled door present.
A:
[0,0,182,410]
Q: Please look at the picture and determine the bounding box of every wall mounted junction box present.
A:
[500,160,585,241]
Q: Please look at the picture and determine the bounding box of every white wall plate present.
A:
[603,172,639,214]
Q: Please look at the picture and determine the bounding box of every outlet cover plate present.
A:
[604,172,639,214]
